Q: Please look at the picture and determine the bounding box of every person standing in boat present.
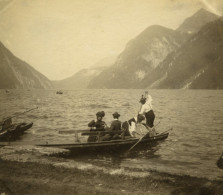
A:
[139,91,155,128]
[87,111,107,142]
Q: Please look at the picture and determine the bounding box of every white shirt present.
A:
[139,95,153,114]
[128,117,137,136]
[129,121,149,138]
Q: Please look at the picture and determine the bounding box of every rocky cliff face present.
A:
[88,9,219,89]
[88,25,184,89]
[89,9,222,88]
[141,18,223,89]
[0,42,52,89]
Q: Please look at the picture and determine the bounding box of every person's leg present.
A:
[145,110,155,127]
[111,134,121,140]
[87,135,97,142]
[100,134,112,141]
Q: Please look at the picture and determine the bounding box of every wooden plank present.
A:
[81,131,123,136]
[58,130,91,134]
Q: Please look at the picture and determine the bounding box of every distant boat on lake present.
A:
[56,90,63,94]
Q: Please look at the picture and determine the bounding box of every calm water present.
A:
[0,89,223,180]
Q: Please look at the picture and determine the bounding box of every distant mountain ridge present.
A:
[88,25,185,89]
[52,56,116,89]
[0,42,52,89]
[177,8,219,34]
[88,8,221,89]
[140,17,223,89]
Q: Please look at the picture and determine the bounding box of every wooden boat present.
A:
[38,131,169,154]
[0,122,33,141]
[56,90,63,94]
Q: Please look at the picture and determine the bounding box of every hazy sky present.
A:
[0,0,222,80]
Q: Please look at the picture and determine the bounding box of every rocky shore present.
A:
[0,145,223,195]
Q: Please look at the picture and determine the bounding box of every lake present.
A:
[0,89,223,180]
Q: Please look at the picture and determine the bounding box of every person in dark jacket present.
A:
[101,112,122,141]
[110,112,121,131]
[87,111,107,142]
[88,111,107,131]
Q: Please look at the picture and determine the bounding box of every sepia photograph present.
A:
[0,0,223,194]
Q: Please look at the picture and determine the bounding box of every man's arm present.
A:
[139,104,145,114]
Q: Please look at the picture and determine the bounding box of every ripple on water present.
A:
[0,89,223,180]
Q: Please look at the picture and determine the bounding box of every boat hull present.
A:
[0,122,33,141]
[38,132,169,154]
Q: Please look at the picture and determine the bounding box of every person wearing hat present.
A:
[110,112,121,131]
[100,112,122,141]
[88,111,106,130]
[87,111,107,142]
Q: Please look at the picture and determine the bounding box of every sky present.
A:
[0,0,222,80]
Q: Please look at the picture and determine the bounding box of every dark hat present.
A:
[137,114,145,121]
[139,96,146,104]
[112,112,120,118]
[96,111,105,117]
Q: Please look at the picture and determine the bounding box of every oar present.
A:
[124,127,172,157]
[154,120,161,127]
[3,107,38,121]
[158,128,173,135]
[124,132,149,157]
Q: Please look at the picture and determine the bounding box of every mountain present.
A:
[177,8,219,34]
[140,18,223,89]
[52,56,116,89]
[0,41,52,89]
[88,25,185,89]
[88,9,219,89]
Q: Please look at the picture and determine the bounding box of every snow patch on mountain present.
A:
[182,68,206,89]
[149,72,168,89]
[135,70,145,80]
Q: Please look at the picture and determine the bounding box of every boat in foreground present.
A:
[0,122,33,141]
[38,131,169,154]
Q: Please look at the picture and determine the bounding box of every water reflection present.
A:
[66,141,164,168]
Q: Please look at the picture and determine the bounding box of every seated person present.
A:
[0,118,12,132]
[87,111,107,142]
[128,114,156,138]
[122,115,140,137]
[88,111,107,131]
[101,112,122,141]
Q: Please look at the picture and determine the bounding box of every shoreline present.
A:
[0,145,223,194]
[0,159,223,195]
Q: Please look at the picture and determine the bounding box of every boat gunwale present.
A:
[37,132,169,149]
